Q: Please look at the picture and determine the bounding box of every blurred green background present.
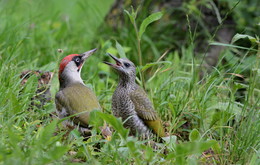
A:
[0,0,259,164]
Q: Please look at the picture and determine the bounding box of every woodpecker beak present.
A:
[80,48,97,60]
[103,53,122,68]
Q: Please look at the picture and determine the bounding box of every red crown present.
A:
[59,54,78,76]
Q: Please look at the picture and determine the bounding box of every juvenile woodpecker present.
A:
[104,54,165,138]
[55,48,100,136]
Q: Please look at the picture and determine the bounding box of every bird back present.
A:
[55,83,100,127]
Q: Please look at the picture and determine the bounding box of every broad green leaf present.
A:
[162,135,177,151]
[70,129,81,139]
[162,135,177,144]
[211,141,221,154]
[116,41,126,58]
[144,145,155,162]
[177,140,218,155]
[231,33,258,44]
[96,111,128,139]
[166,153,175,160]
[206,102,243,116]
[210,42,258,52]
[126,141,137,153]
[175,140,217,164]
[106,47,118,55]
[89,110,104,131]
[189,129,201,142]
[138,12,163,39]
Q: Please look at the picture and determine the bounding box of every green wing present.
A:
[130,86,165,137]
[55,83,100,127]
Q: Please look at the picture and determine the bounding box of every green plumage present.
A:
[56,50,99,136]
[55,83,100,127]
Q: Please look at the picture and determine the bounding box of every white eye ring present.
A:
[75,58,80,63]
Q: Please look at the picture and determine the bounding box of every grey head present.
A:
[103,53,136,83]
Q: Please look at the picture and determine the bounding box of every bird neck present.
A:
[59,68,84,89]
[118,74,136,88]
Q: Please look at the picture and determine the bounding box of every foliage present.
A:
[0,0,259,164]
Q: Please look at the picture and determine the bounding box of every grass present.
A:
[0,0,259,164]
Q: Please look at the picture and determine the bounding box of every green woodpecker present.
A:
[104,53,165,138]
[55,48,100,136]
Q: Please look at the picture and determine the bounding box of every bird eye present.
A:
[73,56,82,67]
[124,63,130,68]
[75,57,80,63]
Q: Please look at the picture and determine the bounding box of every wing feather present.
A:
[130,86,165,137]
[130,86,158,121]
[55,83,100,127]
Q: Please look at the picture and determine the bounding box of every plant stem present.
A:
[134,24,142,67]
[133,19,146,89]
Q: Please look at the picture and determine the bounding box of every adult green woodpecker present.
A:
[55,48,101,136]
[104,53,165,138]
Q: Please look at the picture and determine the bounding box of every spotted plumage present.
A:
[104,53,165,138]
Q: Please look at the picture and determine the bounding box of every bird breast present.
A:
[112,85,152,137]
[112,86,136,119]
